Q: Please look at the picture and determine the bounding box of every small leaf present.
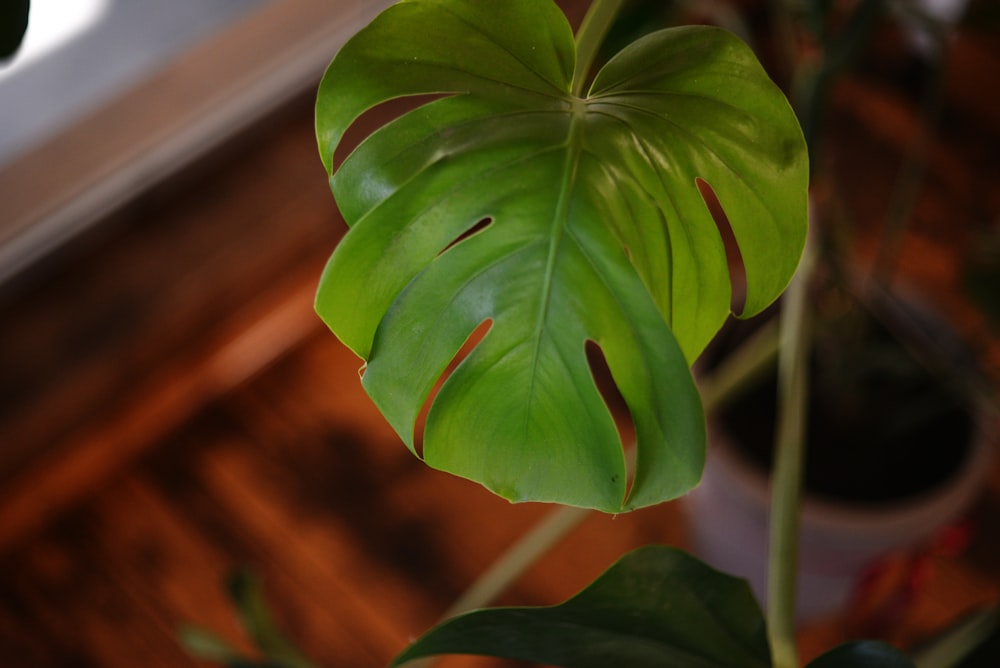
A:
[226,570,318,668]
[179,626,243,662]
[315,0,808,510]
[805,641,915,668]
[391,546,771,668]
[179,626,272,668]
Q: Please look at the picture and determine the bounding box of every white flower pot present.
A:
[682,416,995,622]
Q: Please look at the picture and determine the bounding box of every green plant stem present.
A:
[572,0,626,96]
[767,237,816,668]
[406,505,590,668]
[698,319,782,414]
[442,505,591,618]
[912,605,1000,668]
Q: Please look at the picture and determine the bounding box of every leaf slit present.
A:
[332,93,449,173]
[438,217,494,256]
[585,340,636,495]
[697,177,747,316]
[413,318,493,459]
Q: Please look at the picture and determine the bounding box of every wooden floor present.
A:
[1,14,999,668]
[0,87,687,667]
[0,324,692,667]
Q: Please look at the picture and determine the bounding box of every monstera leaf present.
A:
[315,0,808,511]
[388,547,915,668]
[391,546,773,668]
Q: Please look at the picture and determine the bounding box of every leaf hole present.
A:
[696,178,747,316]
[439,217,494,256]
[413,319,493,459]
[585,340,636,495]
[332,93,449,172]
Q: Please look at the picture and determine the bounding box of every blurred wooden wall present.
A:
[1,6,999,667]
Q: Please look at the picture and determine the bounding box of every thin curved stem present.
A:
[404,506,590,668]
[698,319,782,415]
[767,234,816,668]
[442,505,591,617]
[912,605,1000,668]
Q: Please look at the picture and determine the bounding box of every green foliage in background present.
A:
[181,549,915,668]
[180,570,317,668]
[392,545,773,668]
[392,546,914,668]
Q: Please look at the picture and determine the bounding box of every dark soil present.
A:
[704,299,976,506]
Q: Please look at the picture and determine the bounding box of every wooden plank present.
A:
[192,436,418,666]
[0,576,92,667]
[141,416,398,668]
[0,95,338,471]
[1,526,194,668]
[0,273,320,553]
[85,475,259,661]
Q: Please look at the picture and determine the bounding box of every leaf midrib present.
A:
[524,101,588,437]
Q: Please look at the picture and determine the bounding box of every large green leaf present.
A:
[390,546,772,668]
[315,0,808,511]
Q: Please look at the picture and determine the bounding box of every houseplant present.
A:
[310,0,914,664]
[183,0,992,666]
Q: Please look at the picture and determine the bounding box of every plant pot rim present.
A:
[704,412,996,546]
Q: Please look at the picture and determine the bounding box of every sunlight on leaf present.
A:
[315,0,808,511]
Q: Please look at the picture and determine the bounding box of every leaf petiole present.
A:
[572,0,626,96]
